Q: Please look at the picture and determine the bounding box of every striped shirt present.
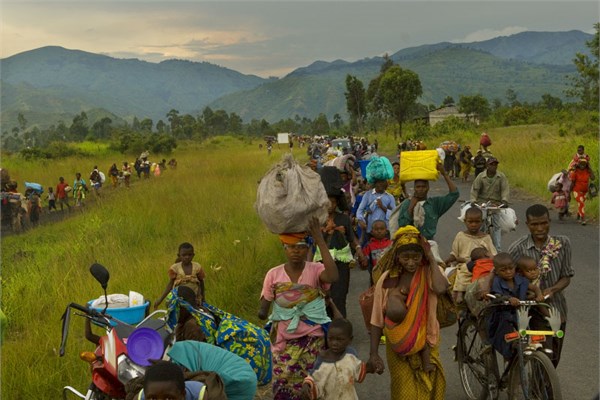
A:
[508,234,573,321]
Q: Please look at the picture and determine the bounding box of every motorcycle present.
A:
[60,263,173,400]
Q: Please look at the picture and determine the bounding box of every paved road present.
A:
[349,177,599,400]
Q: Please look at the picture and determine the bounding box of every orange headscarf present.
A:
[278,233,307,245]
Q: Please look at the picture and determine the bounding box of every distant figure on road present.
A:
[56,176,71,212]
[569,157,595,225]
[470,157,509,250]
[73,173,87,207]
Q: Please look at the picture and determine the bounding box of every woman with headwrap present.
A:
[368,226,449,400]
[258,217,338,400]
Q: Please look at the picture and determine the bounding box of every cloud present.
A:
[452,26,529,43]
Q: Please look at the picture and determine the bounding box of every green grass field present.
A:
[0,127,596,398]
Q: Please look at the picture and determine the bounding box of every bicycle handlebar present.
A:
[485,293,550,306]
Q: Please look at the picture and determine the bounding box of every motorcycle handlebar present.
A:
[59,302,113,357]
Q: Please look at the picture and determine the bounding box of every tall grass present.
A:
[0,137,295,398]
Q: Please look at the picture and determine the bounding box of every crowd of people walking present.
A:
[0,153,177,233]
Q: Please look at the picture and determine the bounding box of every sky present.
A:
[1,1,598,78]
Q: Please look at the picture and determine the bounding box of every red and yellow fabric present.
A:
[383,265,429,356]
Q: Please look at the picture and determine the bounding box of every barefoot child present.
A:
[446,206,496,304]
[154,242,205,309]
[302,318,375,399]
[550,182,569,220]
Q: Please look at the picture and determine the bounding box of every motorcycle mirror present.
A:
[90,263,110,289]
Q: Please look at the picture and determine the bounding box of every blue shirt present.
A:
[356,189,395,233]
[491,274,529,300]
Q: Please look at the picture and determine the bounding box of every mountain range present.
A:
[0,30,592,130]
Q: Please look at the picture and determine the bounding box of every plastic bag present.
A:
[497,208,518,233]
[547,172,562,192]
[365,155,394,184]
[588,182,598,198]
[255,154,329,234]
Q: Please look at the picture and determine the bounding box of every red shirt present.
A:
[472,258,494,282]
[570,168,592,193]
[362,237,392,269]
[56,182,68,199]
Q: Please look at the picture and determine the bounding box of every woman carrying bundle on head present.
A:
[368,225,449,400]
[258,217,338,400]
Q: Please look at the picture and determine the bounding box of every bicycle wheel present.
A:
[508,350,562,400]
[457,317,490,399]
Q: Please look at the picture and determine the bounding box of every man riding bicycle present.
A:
[469,157,510,250]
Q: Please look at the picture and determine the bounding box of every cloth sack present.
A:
[365,155,394,184]
[480,133,492,147]
[388,204,401,235]
[547,172,562,192]
[255,154,329,234]
[496,208,518,233]
[358,286,375,333]
[437,267,458,328]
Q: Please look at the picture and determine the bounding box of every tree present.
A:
[311,113,330,135]
[17,113,27,132]
[332,113,343,130]
[229,112,243,134]
[140,118,153,133]
[156,120,166,134]
[91,117,113,139]
[458,94,491,121]
[505,88,520,107]
[166,109,180,132]
[344,75,366,133]
[366,57,396,119]
[442,96,455,106]
[566,22,599,110]
[69,112,89,141]
[540,94,563,110]
[378,65,423,139]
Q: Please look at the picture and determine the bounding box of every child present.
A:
[26,189,41,226]
[551,182,569,220]
[361,219,392,286]
[302,318,374,400]
[446,206,496,304]
[464,247,494,319]
[154,242,205,310]
[487,253,544,360]
[516,255,541,292]
[467,247,494,282]
[386,285,435,372]
[138,360,206,400]
[47,187,57,212]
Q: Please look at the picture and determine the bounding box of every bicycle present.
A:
[456,294,563,400]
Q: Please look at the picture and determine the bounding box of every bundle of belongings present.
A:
[255,153,329,234]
